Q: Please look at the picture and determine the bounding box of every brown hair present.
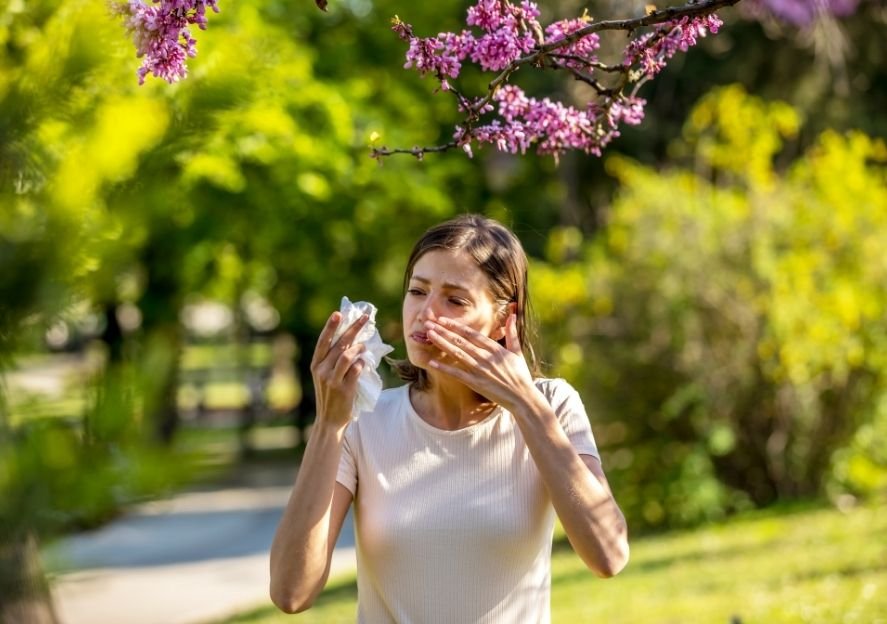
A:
[390,214,540,390]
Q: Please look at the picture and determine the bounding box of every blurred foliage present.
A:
[0,0,488,557]
[534,85,887,529]
[539,0,887,232]
[0,0,884,576]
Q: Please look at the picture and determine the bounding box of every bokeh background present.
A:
[1,0,885,622]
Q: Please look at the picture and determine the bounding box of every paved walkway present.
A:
[42,462,356,624]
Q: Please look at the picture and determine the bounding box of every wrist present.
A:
[311,416,350,440]
[506,383,550,422]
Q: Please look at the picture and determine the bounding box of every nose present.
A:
[417,295,440,323]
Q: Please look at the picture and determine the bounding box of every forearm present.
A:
[269,422,347,611]
[512,393,629,577]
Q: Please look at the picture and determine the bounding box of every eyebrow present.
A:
[409,275,470,292]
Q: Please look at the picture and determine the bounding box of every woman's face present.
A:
[403,249,505,370]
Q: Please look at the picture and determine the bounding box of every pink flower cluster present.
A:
[747,0,861,26]
[393,0,540,84]
[459,86,646,160]
[624,14,723,78]
[467,0,539,71]
[393,19,470,90]
[393,1,725,159]
[544,18,600,70]
[606,95,646,127]
[115,0,220,85]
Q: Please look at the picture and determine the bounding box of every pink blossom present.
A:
[466,0,542,33]
[115,0,219,85]
[396,24,473,80]
[393,1,729,160]
[470,29,535,72]
[544,18,600,69]
[624,14,723,78]
[607,96,646,127]
[464,85,612,158]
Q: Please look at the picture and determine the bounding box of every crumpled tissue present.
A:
[331,296,394,419]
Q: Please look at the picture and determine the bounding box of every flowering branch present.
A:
[372,0,741,161]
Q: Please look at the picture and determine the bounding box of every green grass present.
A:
[220,503,886,624]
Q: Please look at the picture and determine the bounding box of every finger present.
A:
[333,342,366,382]
[330,313,370,356]
[505,313,521,354]
[343,358,366,386]
[428,357,474,385]
[436,317,502,351]
[426,326,480,369]
[312,311,343,368]
[426,320,488,359]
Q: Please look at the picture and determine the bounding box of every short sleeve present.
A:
[335,420,359,496]
[536,378,600,461]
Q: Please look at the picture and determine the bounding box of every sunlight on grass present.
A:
[219,503,886,624]
[551,504,886,623]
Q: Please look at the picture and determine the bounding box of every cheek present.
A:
[460,310,499,336]
[402,296,416,318]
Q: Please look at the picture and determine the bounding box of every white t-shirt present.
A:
[336,378,600,624]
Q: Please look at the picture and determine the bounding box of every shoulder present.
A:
[532,377,590,421]
[356,384,409,415]
[533,377,581,405]
[373,384,410,411]
[348,384,410,435]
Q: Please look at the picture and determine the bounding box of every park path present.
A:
[42,461,356,624]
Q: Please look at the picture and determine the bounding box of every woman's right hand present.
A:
[310,311,369,430]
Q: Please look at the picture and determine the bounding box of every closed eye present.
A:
[407,288,426,296]
[448,297,468,307]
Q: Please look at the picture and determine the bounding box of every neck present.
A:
[412,371,496,431]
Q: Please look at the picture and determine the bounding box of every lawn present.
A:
[220,502,885,624]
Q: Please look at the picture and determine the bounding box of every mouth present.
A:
[410,332,432,345]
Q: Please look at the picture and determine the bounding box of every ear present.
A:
[491,302,516,341]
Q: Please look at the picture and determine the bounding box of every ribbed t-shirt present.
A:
[335,378,600,623]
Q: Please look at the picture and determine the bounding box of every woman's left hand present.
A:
[425,313,537,413]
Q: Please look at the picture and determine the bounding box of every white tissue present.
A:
[331,296,394,419]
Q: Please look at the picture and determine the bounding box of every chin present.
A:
[405,349,430,370]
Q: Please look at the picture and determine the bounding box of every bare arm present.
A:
[425,314,629,577]
[509,395,629,577]
[269,311,367,613]
[269,432,354,612]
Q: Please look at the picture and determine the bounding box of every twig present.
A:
[549,54,627,73]
[372,141,462,160]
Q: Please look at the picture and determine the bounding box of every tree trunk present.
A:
[138,232,185,446]
[101,302,125,364]
[0,533,59,624]
[154,324,182,446]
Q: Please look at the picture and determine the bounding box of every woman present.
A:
[270,214,628,622]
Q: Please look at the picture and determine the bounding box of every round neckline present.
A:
[404,385,503,435]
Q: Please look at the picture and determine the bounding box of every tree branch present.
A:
[381,0,743,158]
[471,0,740,115]
[372,141,462,160]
